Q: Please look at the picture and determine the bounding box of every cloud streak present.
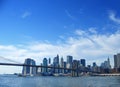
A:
[109,11,120,24]
[1,11,120,73]
[65,10,75,20]
[0,29,120,65]
[21,11,31,19]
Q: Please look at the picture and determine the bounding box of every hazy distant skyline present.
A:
[0,0,120,73]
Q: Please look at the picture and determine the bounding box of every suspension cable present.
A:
[0,56,22,64]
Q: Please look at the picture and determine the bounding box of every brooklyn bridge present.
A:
[0,56,98,77]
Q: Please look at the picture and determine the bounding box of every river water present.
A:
[0,75,120,87]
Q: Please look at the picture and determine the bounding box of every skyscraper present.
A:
[53,54,59,73]
[63,62,67,73]
[22,58,36,76]
[48,58,51,65]
[60,57,64,73]
[60,57,64,67]
[53,54,59,65]
[114,53,120,68]
[107,57,111,69]
[117,53,120,68]
[66,55,73,73]
[114,55,117,68]
[67,55,73,64]
[93,62,97,67]
[80,59,86,67]
[43,58,48,73]
[100,57,111,70]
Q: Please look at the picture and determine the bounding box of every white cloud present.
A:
[75,27,97,36]
[75,29,87,36]
[88,27,97,34]
[21,11,31,19]
[0,29,120,73]
[109,11,120,24]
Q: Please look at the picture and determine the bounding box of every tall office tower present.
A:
[80,59,86,67]
[93,62,97,67]
[72,60,79,69]
[67,55,73,64]
[63,62,67,73]
[53,54,59,73]
[53,54,59,66]
[114,53,120,68]
[43,58,48,73]
[22,58,36,76]
[87,65,91,72]
[66,55,73,73]
[107,57,111,69]
[60,57,64,73]
[104,61,109,68]
[114,55,117,68]
[47,58,51,73]
[48,58,51,65]
[60,57,64,67]
[101,57,111,69]
[117,53,120,68]
[54,54,59,64]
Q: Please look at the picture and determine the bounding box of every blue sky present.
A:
[0,0,120,73]
[0,0,120,44]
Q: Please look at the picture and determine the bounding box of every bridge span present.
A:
[0,62,88,77]
[0,62,75,70]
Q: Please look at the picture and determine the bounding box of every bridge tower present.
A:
[72,60,79,77]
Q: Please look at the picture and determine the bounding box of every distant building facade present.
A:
[22,58,36,76]
[53,55,59,73]
[101,58,111,69]
[42,58,48,73]
[60,57,64,73]
[80,59,86,67]
[114,53,120,72]
[66,55,73,73]
[67,55,73,64]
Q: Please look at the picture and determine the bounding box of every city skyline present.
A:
[21,54,112,76]
[0,0,120,74]
[0,52,119,74]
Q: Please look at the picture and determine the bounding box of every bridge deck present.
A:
[0,63,75,70]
